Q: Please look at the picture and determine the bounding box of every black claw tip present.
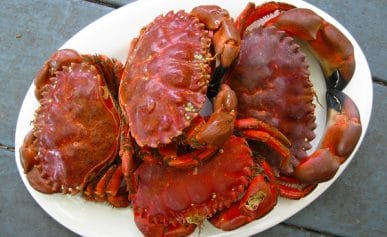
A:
[326,89,346,112]
[326,70,348,90]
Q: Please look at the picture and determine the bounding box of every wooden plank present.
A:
[0,149,77,237]
[0,0,112,147]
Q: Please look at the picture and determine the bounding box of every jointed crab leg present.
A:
[158,143,218,169]
[119,119,138,194]
[239,129,291,170]
[83,164,130,208]
[235,118,291,147]
[234,118,292,171]
[276,175,317,199]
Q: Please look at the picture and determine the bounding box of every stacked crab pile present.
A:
[19,2,362,237]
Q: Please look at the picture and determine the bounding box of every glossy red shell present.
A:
[119,11,212,148]
[32,61,121,193]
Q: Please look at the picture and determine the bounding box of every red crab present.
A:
[208,1,362,230]
[118,6,241,149]
[19,49,129,207]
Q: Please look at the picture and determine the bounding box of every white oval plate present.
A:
[15,0,372,236]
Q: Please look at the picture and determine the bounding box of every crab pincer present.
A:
[293,89,362,184]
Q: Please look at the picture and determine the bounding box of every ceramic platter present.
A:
[15,0,372,236]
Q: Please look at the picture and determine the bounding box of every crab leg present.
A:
[119,120,138,194]
[234,117,292,171]
[83,164,130,208]
[239,130,291,171]
[235,118,291,147]
[236,2,355,90]
[158,143,218,169]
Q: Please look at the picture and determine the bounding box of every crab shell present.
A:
[119,10,213,148]
[226,26,316,172]
[19,49,123,194]
[132,135,254,235]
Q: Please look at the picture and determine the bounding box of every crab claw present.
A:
[266,8,355,90]
[185,84,237,148]
[191,5,241,68]
[209,161,277,230]
[294,89,362,184]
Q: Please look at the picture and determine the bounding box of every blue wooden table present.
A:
[1,1,386,236]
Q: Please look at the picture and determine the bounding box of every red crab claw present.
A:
[209,161,277,230]
[154,84,236,169]
[236,2,355,90]
[186,84,237,148]
[191,5,241,68]
[292,89,362,184]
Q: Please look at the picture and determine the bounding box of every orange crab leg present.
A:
[95,165,118,199]
[105,165,124,196]
[277,175,317,199]
[83,164,130,208]
[235,118,291,147]
[159,144,218,169]
[119,120,138,194]
[236,1,295,35]
[239,130,291,171]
